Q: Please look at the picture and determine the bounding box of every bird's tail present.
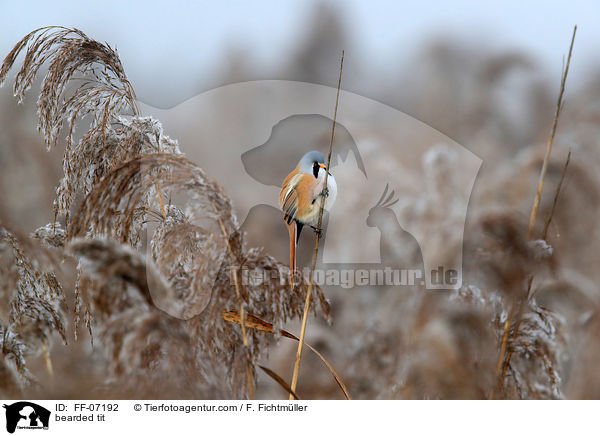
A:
[287,221,297,285]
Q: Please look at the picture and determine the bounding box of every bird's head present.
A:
[299,150,329,179]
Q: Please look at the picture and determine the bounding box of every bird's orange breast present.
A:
[280,168,321,225]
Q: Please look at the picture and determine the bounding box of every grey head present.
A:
[299,150,326,177]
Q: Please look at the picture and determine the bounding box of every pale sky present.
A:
[1,0,597,108]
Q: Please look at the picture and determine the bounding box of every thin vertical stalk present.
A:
[41,343,54,377]
[527,26,576,240]
[211,202,248,347]
[496,26,576,395]
[155,183,167,219]
[210,201,253,399]
[289,51,344,399]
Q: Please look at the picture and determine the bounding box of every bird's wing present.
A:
[280,172,303,224]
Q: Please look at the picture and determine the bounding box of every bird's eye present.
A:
[312,162,319,178]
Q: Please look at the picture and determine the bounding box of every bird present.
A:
[279,150,337,281]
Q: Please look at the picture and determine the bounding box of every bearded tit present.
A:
[279,151,337,279]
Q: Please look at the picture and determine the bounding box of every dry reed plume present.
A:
[0,26,332,399]
[0,22,593,400]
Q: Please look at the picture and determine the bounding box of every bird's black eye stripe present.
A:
[312,162,319,178]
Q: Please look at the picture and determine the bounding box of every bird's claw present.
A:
[310,225,323,238]
[312,187,330,205]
